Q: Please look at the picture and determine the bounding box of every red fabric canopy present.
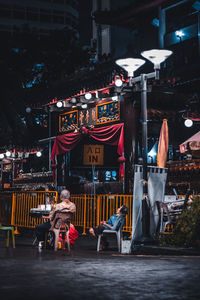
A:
[51,123,124,180]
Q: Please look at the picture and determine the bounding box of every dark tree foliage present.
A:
[159,196,200,248]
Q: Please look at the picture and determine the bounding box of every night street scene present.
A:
[0,0,200,299]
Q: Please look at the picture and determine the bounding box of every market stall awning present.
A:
[180,131,200,156]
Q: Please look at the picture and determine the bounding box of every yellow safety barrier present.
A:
[10,192,132,234]
[71,194,133,235]
[0,192,13,226]
[9,191,192,236]
[11,191,58,229]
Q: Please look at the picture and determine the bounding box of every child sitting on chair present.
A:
[89,205,128,250]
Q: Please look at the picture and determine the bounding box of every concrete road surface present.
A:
[0,235,200,300]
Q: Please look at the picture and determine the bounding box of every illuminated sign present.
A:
[59,110,78,132]
[96,101,120,124]
[83,145,104,165]
[79,107,96,127]
[59,100,120,132]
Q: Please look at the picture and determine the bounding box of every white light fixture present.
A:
[0,153,4,159]
[56,101,63,108]
[115,58,146,77]
[176,30,184,38]
[63,101,72,108]
[85,92,92,100]
[112,96,118,101]
[36,151,42,157]
[81,104,88,109]
[148,150,156,157]
[152,18,159,27]
[70,97,77,104]
[6,151,11,157]
[141,49,173,69]
[115,78,123,87]
[26,107,31,113]
[184,119,193,128]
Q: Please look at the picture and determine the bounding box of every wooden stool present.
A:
[0,224,15,248]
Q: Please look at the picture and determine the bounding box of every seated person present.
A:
[89,205,128,250]
[35,189,76,249]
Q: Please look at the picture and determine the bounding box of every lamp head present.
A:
[70,97,77,104]
[81,104,88,109]
[56,101,63,108]
[141,49,173,69]
[176,30,184,38]
[115,58,145,77]
[85,92,92,100]
[36,151,42,157]
[115,78,123,87]
[184,119,193,128]
[6,151,11,157]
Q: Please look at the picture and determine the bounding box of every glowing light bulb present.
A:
[56,101,63,108]
[184,119,193,128]
[36,151,42,157]
[115,78,123,87]
[6,151,11,157]
[85,93,92,100]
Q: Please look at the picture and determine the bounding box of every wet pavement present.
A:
[0,232,200,300]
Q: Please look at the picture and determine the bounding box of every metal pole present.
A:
[158,6,166,49]
[198,12,200,56]
[141,74,150,238]
[48,110,51,171]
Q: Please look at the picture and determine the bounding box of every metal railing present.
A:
[9,192,188,235]
[10,192,132,234]
[11,191,58,228]
[71,194,132,234]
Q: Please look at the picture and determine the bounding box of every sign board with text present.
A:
[79,107,96,127]
[58,99,121,133]
[96,101,120,125]
[83,145,104,165]
[59,110,78,133]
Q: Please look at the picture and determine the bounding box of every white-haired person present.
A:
[35,189,76,249]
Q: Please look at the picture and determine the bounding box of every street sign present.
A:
[83,145,104,165]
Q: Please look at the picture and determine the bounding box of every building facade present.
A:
[0,0,79,36]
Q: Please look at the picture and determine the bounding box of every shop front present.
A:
[51,94,138,194]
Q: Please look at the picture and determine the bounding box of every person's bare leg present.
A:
[89,227,96,238]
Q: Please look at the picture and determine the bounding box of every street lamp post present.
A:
[116,49,172,240]
[48,109,51,172]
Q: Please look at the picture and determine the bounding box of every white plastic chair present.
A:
[97,215,125,252]
[156,201,174,233]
